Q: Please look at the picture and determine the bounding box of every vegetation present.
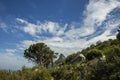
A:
[86,49,102,60]
[0,29,120,80]
[116,27,120,40]
[24,42,57,68]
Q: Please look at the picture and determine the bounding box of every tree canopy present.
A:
[86,49,102,60]
[116,27,120,40]
[24,42,56,67]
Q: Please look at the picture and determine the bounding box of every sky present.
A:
[0,0,120,70]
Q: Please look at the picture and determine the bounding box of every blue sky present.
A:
[0,0,120,70]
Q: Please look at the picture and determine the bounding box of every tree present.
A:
[65,53,78,64]
[24,42,56,67]
[116,27,120,40]
[86,49,102,60]
[103,45,120,62]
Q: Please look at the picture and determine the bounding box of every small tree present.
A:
[86,49,102,60]
[24,42,56,68]
[116,27,120,40]
[103,45,120,62]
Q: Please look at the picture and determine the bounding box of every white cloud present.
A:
[17,18,67,37]
[88,30,115,44]
[65,0,120,38]
[18,40,35,50]
[0,22,7,32]
[6,49,16,53]
[84,0,120,27]
[87,18,120,46]
[44,37,64,42]
[0,49,34,70]
[16,0,120,56]
[16,18,28,24]
[64,0,119,41]
[5,49,17,56]
[23,23,37,36]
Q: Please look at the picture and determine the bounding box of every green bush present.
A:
[86,49,102,60]
[32,68,52,80]
[103,45,120,62]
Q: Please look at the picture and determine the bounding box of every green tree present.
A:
[86,49,102,60]
[65,53,78,64]
[24,42,56,67]
[103,45,120,62]
[116,27,120,40]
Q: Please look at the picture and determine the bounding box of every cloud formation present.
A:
[65,0,120,38]
[0,22,7,32]
[0,49,34,70]
[0,0,120,70]
[84,0,120,27]
[17,18,67,37]
[16,0,120,55]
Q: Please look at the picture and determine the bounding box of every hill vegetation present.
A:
[0,29,120,80]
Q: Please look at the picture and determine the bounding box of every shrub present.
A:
[32,68,52,80]
[103,45,120,62]
[86,49,102,60]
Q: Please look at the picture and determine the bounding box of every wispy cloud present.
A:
[0,22,7,32]
[16,0,120,56]
[18,40,36,50]
[17,18,67,37]
[0,49,34,70]
[84,0,120,27]
[65,0,120,38]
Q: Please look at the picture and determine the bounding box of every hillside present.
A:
[0,32,120,80]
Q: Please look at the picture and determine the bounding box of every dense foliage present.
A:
[86,49,102,60]
[116,27,120,40]
[24,43,57,68]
